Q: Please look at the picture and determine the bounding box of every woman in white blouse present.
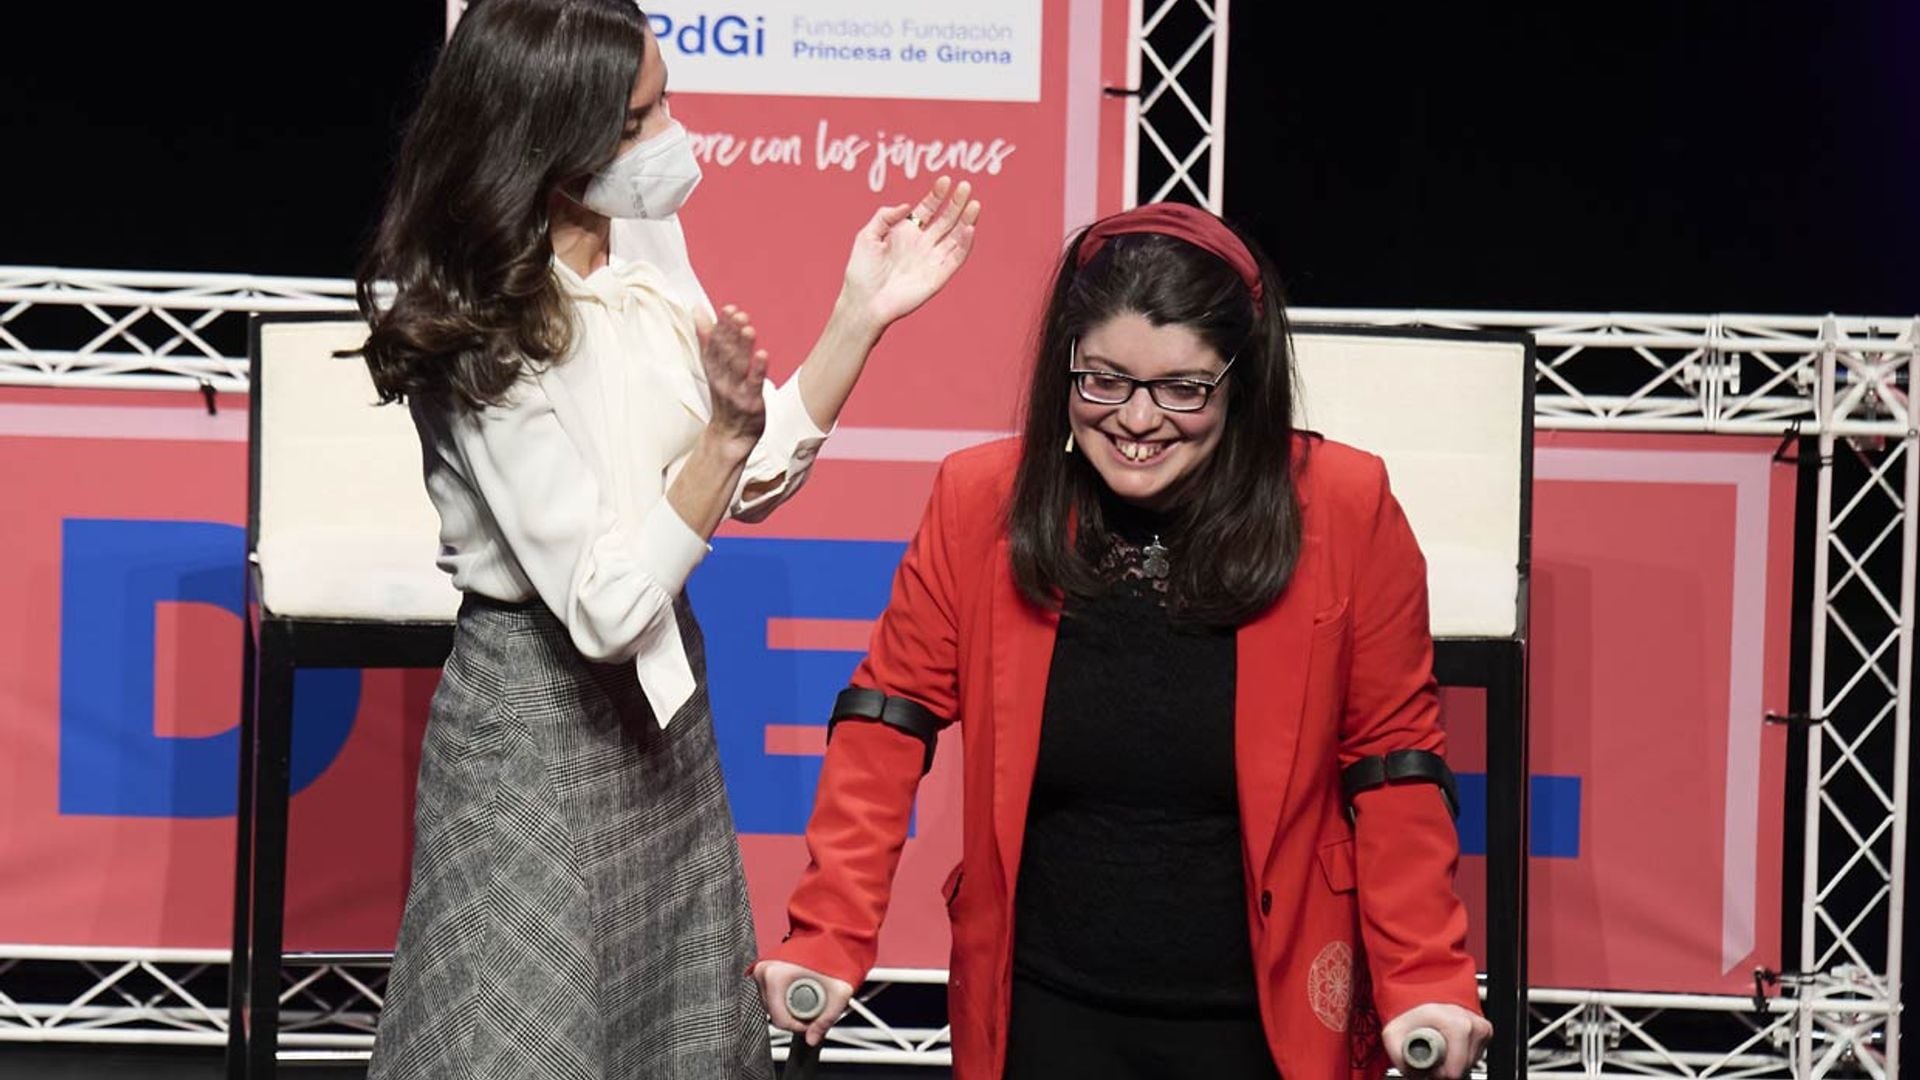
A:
[348,1,982,1076]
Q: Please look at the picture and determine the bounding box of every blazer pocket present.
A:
[1318,838,1358,894]
[942,863,964,911]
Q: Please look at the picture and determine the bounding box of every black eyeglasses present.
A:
[1068,341,1236,413]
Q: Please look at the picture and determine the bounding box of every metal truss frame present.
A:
[0,948,951,1067]
[0,266,354,393]
[1123,0,1230,213]
[1522,985,1895,1079]
[0,947,378,1052]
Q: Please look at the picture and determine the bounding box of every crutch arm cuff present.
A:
[1341,749,1460,819]
[827,687,945,774]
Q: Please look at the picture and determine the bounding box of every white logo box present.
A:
[644,0,1044,103]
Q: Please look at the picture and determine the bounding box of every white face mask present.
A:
[577,121,703,220]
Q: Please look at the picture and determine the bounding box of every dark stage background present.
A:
[4,1,1912,313]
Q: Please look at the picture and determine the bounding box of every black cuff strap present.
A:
[827,687,945,774]
[1341,749,1460,819]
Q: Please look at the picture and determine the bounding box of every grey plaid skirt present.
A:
[369,593,773,1080]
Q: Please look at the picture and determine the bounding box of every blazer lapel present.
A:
[989,538,1060,897]
[1234,589,1317,880]
[1235,484,1327,880]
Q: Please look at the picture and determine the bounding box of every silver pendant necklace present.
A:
[1142,534,1171,580]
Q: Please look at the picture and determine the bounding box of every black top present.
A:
[1012,493,1258,1015]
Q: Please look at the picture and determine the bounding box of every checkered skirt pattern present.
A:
[368,595,773,1080]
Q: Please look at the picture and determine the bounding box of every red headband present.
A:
[1076,202,1265,315]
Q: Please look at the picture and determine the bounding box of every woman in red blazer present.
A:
[755,204,1491,1079]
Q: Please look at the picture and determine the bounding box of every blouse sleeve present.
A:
[730,375,831,523]
[448,378,708,724]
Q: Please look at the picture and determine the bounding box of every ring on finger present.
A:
[909,210,927,229]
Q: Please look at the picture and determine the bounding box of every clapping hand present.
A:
[696,304,767,455]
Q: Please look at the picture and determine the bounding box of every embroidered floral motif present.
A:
[1308,940,1354,1032]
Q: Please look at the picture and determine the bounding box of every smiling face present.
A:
[1066,311,1233,510]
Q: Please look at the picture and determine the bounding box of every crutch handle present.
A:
[1403,1026,1447,1073]
[785,976,828,1021]
[779,976,829,1080]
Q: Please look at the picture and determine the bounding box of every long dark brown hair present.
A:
[351,0,649,411]
[1007,217,1303,627]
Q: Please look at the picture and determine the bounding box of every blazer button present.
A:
[1260,890,1273,916]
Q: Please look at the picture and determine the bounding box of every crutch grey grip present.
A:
[780,977,829,1080]
[785,976,828,1022]
[1403,1026,1447,1072]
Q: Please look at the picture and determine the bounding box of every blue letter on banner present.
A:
[58,519,360,818]
[1456,773,1582,859]
[691,537,906,836]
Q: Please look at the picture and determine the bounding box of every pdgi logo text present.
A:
[649,13,768,57]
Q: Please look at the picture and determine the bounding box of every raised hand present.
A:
[840,175,984,330]
[699,304,767,454]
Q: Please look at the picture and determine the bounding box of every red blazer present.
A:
[772,435,1480,1080]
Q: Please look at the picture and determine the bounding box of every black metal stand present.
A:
[225,578,450,1080]
[1435,636,1530,1080]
